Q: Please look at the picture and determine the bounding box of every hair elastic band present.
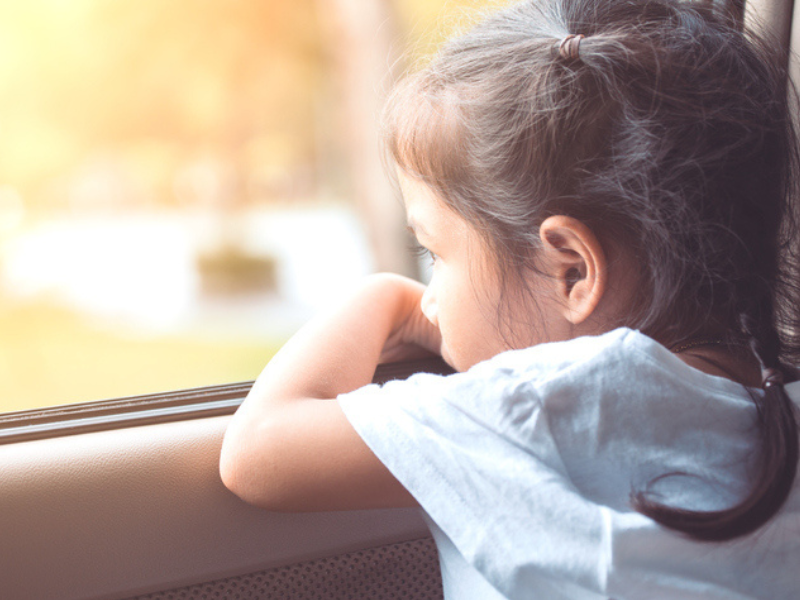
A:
[558,34,585,61]
[762,367,784,388]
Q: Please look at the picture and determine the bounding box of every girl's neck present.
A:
[672,342,761,387]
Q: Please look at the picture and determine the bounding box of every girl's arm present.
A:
[219,273,441,511]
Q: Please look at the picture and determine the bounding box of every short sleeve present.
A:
[337,356,610,598]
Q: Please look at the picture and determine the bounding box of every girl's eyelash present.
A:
[408,241,437,262]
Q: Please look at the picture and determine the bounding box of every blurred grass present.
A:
[0,300,282,413]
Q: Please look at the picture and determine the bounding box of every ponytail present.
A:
[633,313,799,541]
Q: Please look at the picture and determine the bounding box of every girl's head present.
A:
[386,0,799,355]
[386,0,799,541]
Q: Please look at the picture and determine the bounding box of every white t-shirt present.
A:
[337,327,800,600]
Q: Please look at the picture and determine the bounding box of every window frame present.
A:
[0,356,453,445]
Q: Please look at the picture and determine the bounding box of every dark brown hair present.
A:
[384,0,799,541]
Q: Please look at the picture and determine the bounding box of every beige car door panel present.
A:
[0,359,452,600]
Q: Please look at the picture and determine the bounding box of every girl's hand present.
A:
[378,277,442,364]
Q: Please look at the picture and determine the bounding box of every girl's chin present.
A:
[440,345,460,372]
[441,345,481,373]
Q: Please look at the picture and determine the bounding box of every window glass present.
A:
[0,0,498,413]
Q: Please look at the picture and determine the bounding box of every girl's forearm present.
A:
[219,274,425,509]
[246,273,416,406]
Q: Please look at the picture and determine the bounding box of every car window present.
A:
[0,0,491,415]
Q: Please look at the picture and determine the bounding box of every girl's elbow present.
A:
[219,426,263,503]
[218,424,293,509]
[219,433,250,500]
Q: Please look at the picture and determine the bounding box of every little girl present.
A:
[220,0,800,597]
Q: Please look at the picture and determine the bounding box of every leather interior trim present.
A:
[1,414,432,600]
[0,356,453,445]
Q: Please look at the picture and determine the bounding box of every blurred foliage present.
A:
[0,0,508,211]
[0,0,322,209]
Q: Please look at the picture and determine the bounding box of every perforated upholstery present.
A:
[132,537,443,600]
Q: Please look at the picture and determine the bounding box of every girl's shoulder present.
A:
[356,326,755,439]
[474,326,748,402]
[486,326,758,441]
[485,326,753,398]
[442,327,760,508]
[476,326,653,381]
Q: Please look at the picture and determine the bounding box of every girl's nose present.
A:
[420,285,438,326]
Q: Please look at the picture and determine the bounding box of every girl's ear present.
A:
[538,215,607,325]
